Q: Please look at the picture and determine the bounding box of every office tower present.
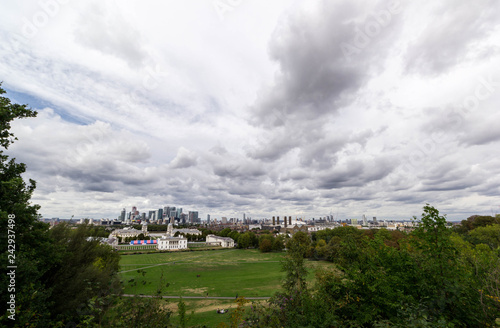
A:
[156,208,163,222]
[362,214,367,226]
[188,211,199,223]
[120,208,126,221]
[207,214,210,223]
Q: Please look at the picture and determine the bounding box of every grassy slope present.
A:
[118,249,336,327]
[120,249,286,297]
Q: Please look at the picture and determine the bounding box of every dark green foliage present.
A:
[45,223,121,321]
[0,84,57,326]
[0,85,123,327]
[259,238,273,253]
[468,224,500,249]
[237,231,258,249]
[178,297,187,328]
[243,205,500,327]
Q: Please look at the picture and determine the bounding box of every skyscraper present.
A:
[156,208,163,222]
[207,214,210,223]
[189,211,199,223]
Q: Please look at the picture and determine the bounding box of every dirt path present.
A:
[121,294,271,300]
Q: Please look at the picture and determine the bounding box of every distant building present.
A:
[156,208,163,222]
[109,226,144,239]
[188,211,199,223]
[206,235,234,248]
[110,222,149,240]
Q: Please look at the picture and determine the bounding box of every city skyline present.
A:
[1,1,500,221]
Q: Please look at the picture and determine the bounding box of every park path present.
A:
[121,294,270,300]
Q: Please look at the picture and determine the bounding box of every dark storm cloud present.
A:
[416,162,482,192]
[316,157,394,189]
[251,0,403,128]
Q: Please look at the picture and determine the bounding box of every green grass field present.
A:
[119,249,285,297]
[118,249,336,327]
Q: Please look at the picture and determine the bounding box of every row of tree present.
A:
[240,205,500,327]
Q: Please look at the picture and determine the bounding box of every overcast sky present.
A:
[1,0,500,221]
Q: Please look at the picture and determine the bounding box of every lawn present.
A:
[119,248,336,297]
[118,249,337,327]
[119,249,286,297]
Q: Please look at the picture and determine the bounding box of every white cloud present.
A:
[2,0,500,220]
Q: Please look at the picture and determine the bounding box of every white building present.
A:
[158,223,188,251]
[158,236,188,250]
[206,234,234,248]
[109,225,146,239]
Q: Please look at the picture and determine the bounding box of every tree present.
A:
[178,297,187,328]
[45,223,121,322]
[0,85,122,326]
[238,232,252,249]
[468,224,500,249]
[259,238,273,253]
[0,84,59,326]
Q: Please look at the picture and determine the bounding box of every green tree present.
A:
[259,238,273,253]
[410,205,486,326]
[468,224,500,249]
[178,297,187,328]
[238,232,252,249]
[0,84,61,326]
[45,223,121,322]
[272,235,285,251]
[0,86,123,327]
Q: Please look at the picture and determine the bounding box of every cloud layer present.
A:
[1,0,500,220]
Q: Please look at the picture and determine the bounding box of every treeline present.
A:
[241,205,500,327]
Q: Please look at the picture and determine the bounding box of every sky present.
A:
[1,0,500,221]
